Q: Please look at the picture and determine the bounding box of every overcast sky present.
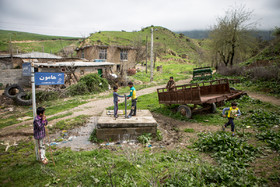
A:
[0,0,279,37]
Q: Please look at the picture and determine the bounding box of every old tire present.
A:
[209,103,217,113]
[4,84,24,99]
[178,105,192,118]
[15,92,32,106]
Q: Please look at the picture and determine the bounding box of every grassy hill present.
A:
[84,26,203,62]
[243,37,280,66]
[0,30,80,54]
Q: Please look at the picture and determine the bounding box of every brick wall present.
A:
[0,69,30,88]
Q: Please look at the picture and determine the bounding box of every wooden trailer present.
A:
[157,79,246,118]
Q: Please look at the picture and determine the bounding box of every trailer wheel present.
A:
[210,103,217,113]
[15,92,32,106]
[178,105,192,118]
[4,84,24,99]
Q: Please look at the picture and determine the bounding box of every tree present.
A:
[210,5,256,67]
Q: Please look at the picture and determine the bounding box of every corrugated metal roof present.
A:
[34,61,115,68]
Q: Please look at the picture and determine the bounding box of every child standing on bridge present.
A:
[113,86,124,118]
[33,107,48,164]
[222,102,241,136]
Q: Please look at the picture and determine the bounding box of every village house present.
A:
[34,61,115,85]
[75,45,137,73]
[0,52,114,88]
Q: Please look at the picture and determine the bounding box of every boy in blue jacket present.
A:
[222,102,241,136]
[113,86,124,118]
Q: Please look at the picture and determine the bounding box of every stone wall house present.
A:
[75,45,137,73]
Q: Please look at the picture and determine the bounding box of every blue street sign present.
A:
[22,63,31,76]
[35,72,64,85]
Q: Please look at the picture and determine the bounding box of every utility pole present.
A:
[146,35,148,74]
[150,27,154,82]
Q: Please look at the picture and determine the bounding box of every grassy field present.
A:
[1,92,279,186]
[0,29,80,53]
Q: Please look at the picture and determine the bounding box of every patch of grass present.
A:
[256,130,280,152]
[49,115,89,133]
[194,131,260,167]
[89,129,103,143]
[0,116,22,129]
[184,128,195,133]
[0,140,266,186]
[47,112,73,122]
[131,61,195,84]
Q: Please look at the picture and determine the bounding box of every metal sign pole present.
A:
[31,63,36,119]
[124,94,127,118]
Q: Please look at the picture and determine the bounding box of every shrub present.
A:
[246,65,280,81]
[66,82,89,96]
[79,73,109,92]
[217,65,244,76]
[66,73,109,96]
[137,133,152,144]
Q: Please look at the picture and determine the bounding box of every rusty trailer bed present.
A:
[157,79,245,105]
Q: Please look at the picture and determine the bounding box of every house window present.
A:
[120,49,128,61]
[81,50,84,58]
[99,48,107,59]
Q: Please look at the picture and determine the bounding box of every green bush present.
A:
[79,73,109,93]
[66,82,89,96]
[66,73,109,96]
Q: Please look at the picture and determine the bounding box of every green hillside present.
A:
[0,30,80,54]
[0,30,79,41]
[243,37,280,66]
[85,26,202,61]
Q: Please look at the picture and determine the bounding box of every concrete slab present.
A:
[96,110,157,141]
[98,110,157,128]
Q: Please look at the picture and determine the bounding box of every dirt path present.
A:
[247,91,280,106]
[0,79,189,142]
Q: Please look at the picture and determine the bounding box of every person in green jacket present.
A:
[126,82,137,118]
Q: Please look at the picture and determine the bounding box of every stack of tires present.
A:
[4,84,32,106]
